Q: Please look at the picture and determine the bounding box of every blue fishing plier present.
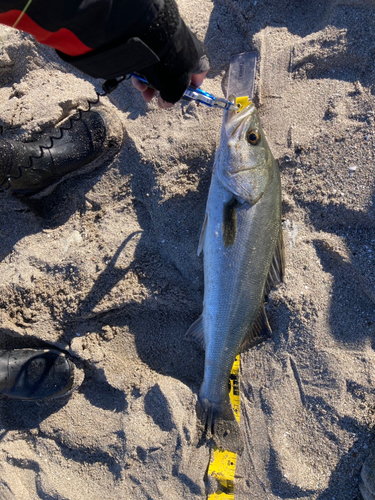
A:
[128,73,238,111]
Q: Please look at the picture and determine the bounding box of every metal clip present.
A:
[101,76,126,95]
[128,73,238,112]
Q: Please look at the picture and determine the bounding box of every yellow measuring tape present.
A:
[207,354,240,500]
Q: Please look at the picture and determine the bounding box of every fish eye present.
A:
[246,129,260,145]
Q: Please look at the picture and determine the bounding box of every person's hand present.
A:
[131,10,210,109]
[132,70,209,109]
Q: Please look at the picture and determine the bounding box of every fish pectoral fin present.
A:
[240,305,272,352]
[223,197,242,248]
[197,212,208,256]
[197,395,243,454]
[265,227,285,295]
[185,315,205,350]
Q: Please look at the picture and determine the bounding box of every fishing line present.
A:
[0,0,34,45]
[12,0,34,29]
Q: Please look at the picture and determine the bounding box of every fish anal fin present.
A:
[265,228,285,296]
[198,212,208,256]
[185,315,205,350]
[240,305,272,352]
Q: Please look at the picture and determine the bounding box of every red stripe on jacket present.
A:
[0,10,92,56]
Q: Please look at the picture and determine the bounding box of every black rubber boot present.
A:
[0,110,108,197]
[360,451,375,500]
[0,349,77,400]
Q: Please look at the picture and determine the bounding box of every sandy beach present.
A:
[0,1,374,498]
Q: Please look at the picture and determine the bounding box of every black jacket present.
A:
[0,0,209,102]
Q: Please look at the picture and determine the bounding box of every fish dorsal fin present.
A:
[197,212,208,256]
[240,305,272,352]
[185,315,205,350]
[265,228,285,295]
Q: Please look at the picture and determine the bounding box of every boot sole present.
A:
[0,348,85,401]
[25,98,125,200]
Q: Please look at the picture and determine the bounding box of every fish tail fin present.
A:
[197,394,243,454]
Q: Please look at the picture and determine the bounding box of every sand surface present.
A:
[0,1,375,499]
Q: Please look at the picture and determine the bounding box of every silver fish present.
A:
[186,100,284,452]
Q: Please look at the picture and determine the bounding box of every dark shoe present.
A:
[361,451,375,500]
[0,108,121,198]
[0,349,78,400]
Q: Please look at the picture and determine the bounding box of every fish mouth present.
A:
[224,102,256,140]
